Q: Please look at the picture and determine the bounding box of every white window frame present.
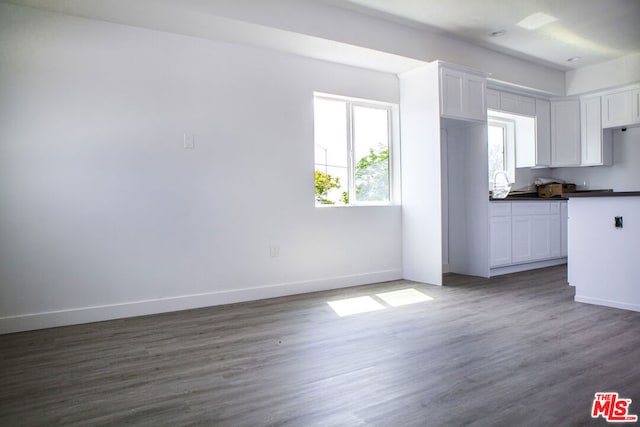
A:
[314,93,396,207]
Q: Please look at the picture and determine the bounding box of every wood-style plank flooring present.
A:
[1,266,639,426]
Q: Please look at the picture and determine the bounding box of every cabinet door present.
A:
[490,216,512,267]
[535,99,551,166]
[501,92,535,116]
[551,99,581,166]
[560,202,568,257]
[530,215,551,260]
[581,96,606,166]
[511,216,532,263]
[549,213,562,258]
[602,90,633,128]
[465,75,487,121]
[440,68,465,118]
[440,67,486,121]
[486,88,500,110]
[518,96,536,116]
[500,92,519,113]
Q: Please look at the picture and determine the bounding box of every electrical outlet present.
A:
[615,216,623,228]
[269,245,280,258]
[183,133,195,149]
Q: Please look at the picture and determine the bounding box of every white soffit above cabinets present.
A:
[326,0,640,71]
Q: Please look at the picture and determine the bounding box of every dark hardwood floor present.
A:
[1,265,639,426]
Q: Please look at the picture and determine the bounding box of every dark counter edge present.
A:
[490,189,616,201]
[564,191,640,198]
[490,197,567,201]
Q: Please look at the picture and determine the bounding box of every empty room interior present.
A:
[1,0,640,425]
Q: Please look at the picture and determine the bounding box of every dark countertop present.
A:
[491,191,566,201]
[490,197,567,201]
[565,191,640,198]
[490,189,614,202]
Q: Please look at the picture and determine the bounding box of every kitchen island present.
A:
[566,192,640,312]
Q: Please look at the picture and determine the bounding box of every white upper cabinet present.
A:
[581,96,612,166]
[500,92,536,116]
[551,99,581,167]
[535,99,552,167]
[486,88,535,116]
[466,77,486,120]
[486,88,500,110]
[602,88,640,128]
[440,66,486,122]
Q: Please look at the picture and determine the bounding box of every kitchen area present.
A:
[399,61,638,312]
[487,84,640,312]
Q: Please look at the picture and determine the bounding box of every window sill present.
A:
[315,203,400,208]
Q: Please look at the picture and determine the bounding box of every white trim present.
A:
[0,269,402,334]
[574,295,640,313]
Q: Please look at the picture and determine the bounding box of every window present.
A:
[487,117,515,185]
[314,94,393,206]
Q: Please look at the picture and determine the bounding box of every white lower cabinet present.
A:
[560,201,568,257]
[511,215,532,264]
[489,203,512,267]
[549,213,562,258]
[531,215,552,259]
[490,201,566,268]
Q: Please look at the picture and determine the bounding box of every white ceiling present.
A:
[4,0,639,76]
[326,0,640,70]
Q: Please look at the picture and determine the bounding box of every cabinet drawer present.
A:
[490,202,511,217]
[512,202,550,216]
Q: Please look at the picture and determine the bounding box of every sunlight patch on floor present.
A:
[327,296,385,317]
[375,288,433,307]
[327,288,433,317]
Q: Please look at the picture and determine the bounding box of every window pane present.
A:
[352,106,390,202]
[314,165,348,205]
[314,98,348,168]
[488,124,506,182]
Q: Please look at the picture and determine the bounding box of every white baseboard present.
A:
[0,269,402,334]
[489,258,567,277]
[574,295,640,313]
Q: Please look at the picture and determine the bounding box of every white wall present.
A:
[513,168,552,192]
[551,127,640,191]
[566,53,640,96]
[398,64,443,285]
[0,4,402,333]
